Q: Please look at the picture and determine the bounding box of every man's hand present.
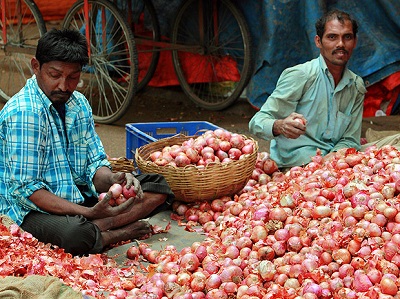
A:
[273,112,307,139]
[89,191,136,220]
[112,172,144,199]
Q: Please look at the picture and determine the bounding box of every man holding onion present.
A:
[0,29,174,256]
[249,10,366,169]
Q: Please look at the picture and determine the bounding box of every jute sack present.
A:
[365,128,399,143]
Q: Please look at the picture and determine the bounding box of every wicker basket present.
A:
[135,134,258,203]
[108,157,137,173]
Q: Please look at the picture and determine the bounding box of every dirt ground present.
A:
[94,85,400,159]
[1,85,399,157]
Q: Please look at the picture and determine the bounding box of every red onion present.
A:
[332,248,351,265]
[222,247,238,262]
[380,277,398,295]
[353,270,373,292]
[109,183,123,198]
[312,205,332,219]
[302,282,322,297]
[229,202,243,216]
[195,245,207,262]
[205,289,228,299]
[219,265,243,284]
[287,236,302,252]
[258,260,275,281]
[229,134,245,150]
[192,292,206,299]
[203,261,219,275]
[284,278,300,289]
[253,207,268,221]
[250,225,267,243]
[367,268,383,284]
[205,273,221,290]
[180,253,200,272]
[269,207,288,222]
[263,158,279,174]
[228,148,242,160]
[190,276,206,292]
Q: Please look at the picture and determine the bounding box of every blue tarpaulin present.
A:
[151,0,400,109]
[233,0,400,108]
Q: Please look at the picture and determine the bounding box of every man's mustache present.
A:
[51,91,72,97]
[332,48,348,55]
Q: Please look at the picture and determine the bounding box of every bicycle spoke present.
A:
[62,0,137,123]
[172,0,252,110]
[0,0,46,102]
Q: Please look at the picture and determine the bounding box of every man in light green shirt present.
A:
[249,10,366,169]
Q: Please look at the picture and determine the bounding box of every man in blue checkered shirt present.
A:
[0,28,174,255]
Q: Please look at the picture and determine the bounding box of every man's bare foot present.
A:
[121,220,152,240]
[101,220,152,247]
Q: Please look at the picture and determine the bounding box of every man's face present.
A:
[31,58,81,105]
[315,18,357,69]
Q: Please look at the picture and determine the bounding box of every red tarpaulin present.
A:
[363,71,400,117]
[9,0,398,112]
[26,1,239,87]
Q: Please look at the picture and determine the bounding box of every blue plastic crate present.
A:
[126,121,220,159]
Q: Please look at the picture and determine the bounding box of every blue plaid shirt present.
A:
[0,76,111,225]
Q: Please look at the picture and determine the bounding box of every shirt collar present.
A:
[30,75,79,113]
[318,54,355,89]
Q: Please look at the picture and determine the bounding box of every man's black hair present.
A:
[35,28,89,67]
[315,10,359,40]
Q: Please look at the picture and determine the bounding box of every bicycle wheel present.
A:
[0,0,46,102]
[62,0,138,124]
[172,0,252,110]
[118,0,160,92]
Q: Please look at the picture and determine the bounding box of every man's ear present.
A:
[31,57,40,74]
[314,35,322,49]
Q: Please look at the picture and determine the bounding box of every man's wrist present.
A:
[272,120,282,136]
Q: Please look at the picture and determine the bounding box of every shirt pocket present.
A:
[328,111,352,144]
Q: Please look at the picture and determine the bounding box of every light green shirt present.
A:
[249,55,367,168]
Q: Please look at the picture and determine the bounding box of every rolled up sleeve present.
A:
[249,67,308,141]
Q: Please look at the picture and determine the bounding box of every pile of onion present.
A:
[148,129,256,168]
[130,145,400,298]
[4,145,400,299]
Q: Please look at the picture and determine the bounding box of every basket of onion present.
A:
[135,128,258,202]
[108,156,137,173]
